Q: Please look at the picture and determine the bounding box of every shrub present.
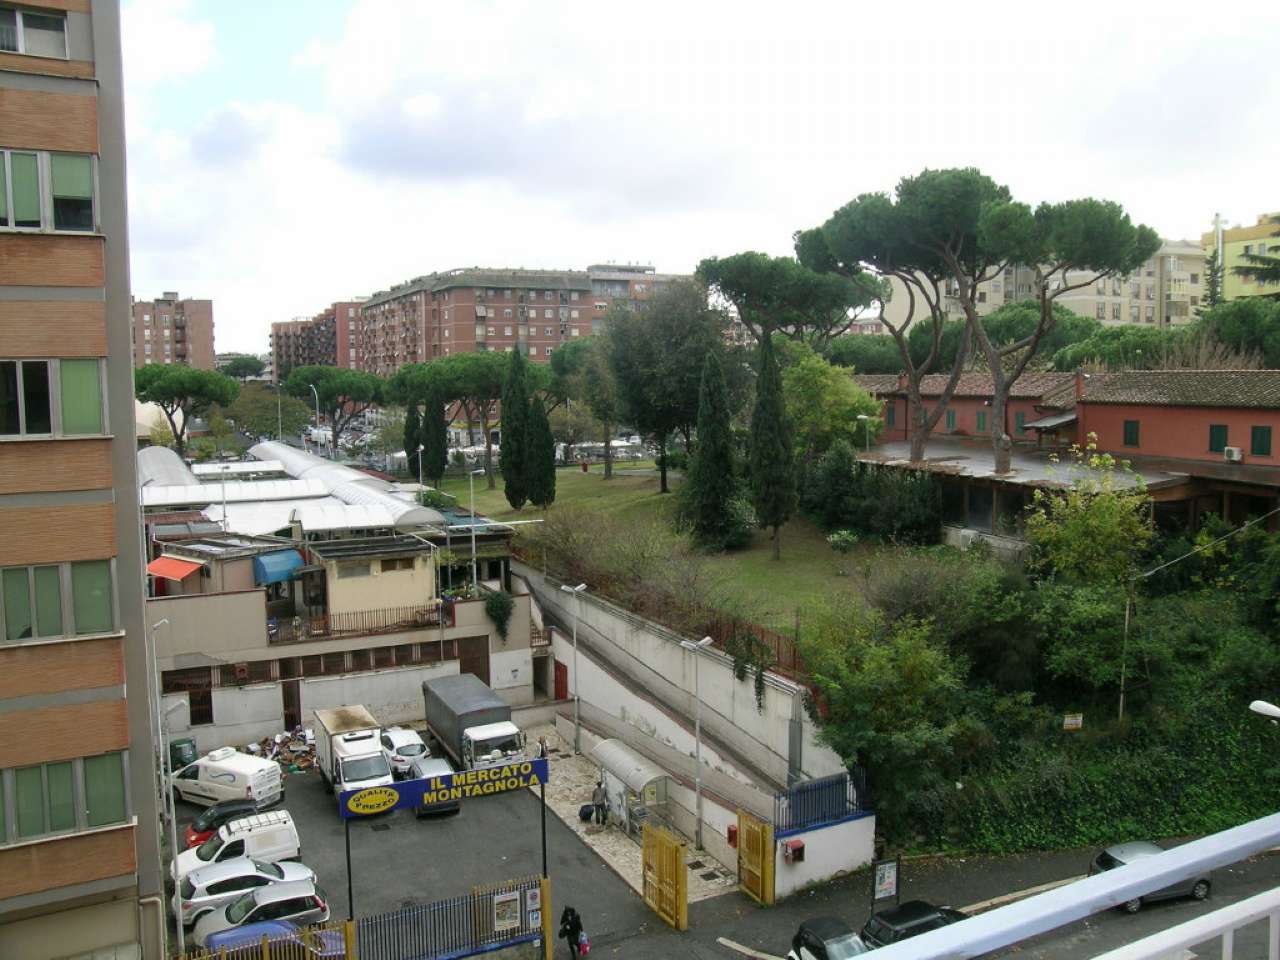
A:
[484,589,515,642]
[417,488,456,510]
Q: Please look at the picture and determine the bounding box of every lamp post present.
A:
[149,617,185,956]
[468,468,485,589]
[417,443,425,486]
[275,384,282,441]
[856,413,870,454]
[680,636,713,850]
[308,384,322,457]
[560,582,588,754]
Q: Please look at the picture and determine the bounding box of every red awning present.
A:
[146,556,203,581]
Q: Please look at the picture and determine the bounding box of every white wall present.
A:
[301,660,459,726]
[491,647,534,705]
[772,814,877,899]
[163,685,284,754]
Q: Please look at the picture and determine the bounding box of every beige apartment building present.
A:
[130,292,215,369]
[0,2,163,958]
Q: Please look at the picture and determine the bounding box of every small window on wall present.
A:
[337,561,367,579]
[380,557,413,573]
[1014,412,1026,436]
[1123,420,1140,447]
[1251,426,1272,457]
[885,403,895,427]
[0,359,104,437]
[1209,424,1228,453]
[976,410,987,433]
[50,155,93,231]
[945,410,956,431]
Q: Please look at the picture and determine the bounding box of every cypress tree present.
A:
[403,404,421,480]
[749,333,795,560]
[526,398,557,510]
[685,351,736,548]
[421,385,449,487]
[500,348,531,510]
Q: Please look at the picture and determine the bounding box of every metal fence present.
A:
[773,769,870,837]
[181,920,354,960]
[270,603,452,643]
[702,612,805,680]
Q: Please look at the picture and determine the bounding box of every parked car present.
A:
[860,900,967,948]
[174,857,316,929]
[1090,841,1211,913]
[192,879,330,947]
[171,746,284,808]
[173,811,301,887]
[184,798,262,848]
[381,727,429,779]
[202,920,344,958]
[408,756,460,816]
[787,916,869,960]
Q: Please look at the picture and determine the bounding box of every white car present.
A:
[381,727,428,778]
[192,879,330,947]
[174,857,315,929]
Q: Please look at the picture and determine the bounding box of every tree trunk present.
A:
[484,427,496,489]
[603,421,613,480]
[657,431,668,493]
[990,388,1013,475]
[909,393,927,462]
[772,524,781,560]
[166,407,185,456]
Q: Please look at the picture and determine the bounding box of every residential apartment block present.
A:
[356,264,685,377]
[1202,212,1280,301]
[269,299,364,382]
[0,2,163,957]
[130,291,214,369]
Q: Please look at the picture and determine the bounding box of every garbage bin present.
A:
[580,460,589,473]
[169,737,197,771]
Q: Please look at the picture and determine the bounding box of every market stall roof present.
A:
[252,549,305,585]
[1023,411,1077,431]
[146,556,203,581]
[589,739,668,796]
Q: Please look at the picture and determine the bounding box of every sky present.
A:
[119,0,1280,355]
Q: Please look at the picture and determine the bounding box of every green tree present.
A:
[781,342,881,463]
[148,421,175,448]
[218,355,266,381]
[501,348,532,510]
[284,366,383,455]
[684,351,737,549]
[225,382,310,440]
[825,334,902,373]
[525,395,556,510]
[403,403,421,479]
[581,339,621,479]
[1201,249,1224,314]
[420,384,449,487]
[748,333,795,560]
[812,439,859,529]
[1232,215,1280,291]
[207,408,234,455]
[548,402,597,463]
[134,363,239,455]
[1198,297,1280,367]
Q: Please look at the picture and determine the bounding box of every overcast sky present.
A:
[120,0,1280,355]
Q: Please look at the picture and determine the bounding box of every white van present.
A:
[173,811,300,886]
[171,747,283,808]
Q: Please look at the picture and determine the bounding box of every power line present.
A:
[1137,504,1280,581]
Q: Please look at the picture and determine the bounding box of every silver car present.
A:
[1090,841,1211,913]
[174,857,316,929]
[192,879,330,947]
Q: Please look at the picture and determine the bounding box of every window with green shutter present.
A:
[1209,424,1228,453]
[1252,426,1272,457]
[0,157,6,225]
[976,410,987,433]
[946,409,956,431]
[1015,411,1026,435]
[50,154,93,231]
[72,560,112,634]
[47,761,75,832]
[33,565,61,637]
[3,567,32,642]
[885,403,895,427]
[15,766,45,837]
[84,753,126,827]
[59,359,102,434]
[10,152,41,228]
[1124,420,1140,447]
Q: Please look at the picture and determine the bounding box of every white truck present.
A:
[422,675,526,771]
[313,705,394,796]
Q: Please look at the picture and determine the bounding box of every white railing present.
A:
[1092,886,1280,960]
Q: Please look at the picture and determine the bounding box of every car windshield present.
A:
[1096,850,1124,870]
[862,917,898,944]
[255,859,284,880]
[180,876,196,900]
[396,742,426,757]
[476,735,522,757]
[192,808,220,831]
[224,891,257,925]
[826,934,868,959]
[342,754,391,783]
[195,833,224,862]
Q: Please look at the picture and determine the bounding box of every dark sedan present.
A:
[861,900,967,948]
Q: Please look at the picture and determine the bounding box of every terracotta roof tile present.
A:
[1080,370,1280,409]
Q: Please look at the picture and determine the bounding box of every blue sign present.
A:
[337,758,550,819]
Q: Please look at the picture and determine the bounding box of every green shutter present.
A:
[11,152,40,225]
[885,403,895,427]
[15,766,45,837]
[3,567,32,642]
[946,410,956,430]
[33,565,62,637]
[1124,421,1140,447]
[1015,412,1026,435]
[1251,426,1272,457]
[84,753,126,827]
[1209,424,1228,453]
[976,411,987,433]
[59,359,102,434]
[50,155,92,199]
[47,761,75,831]
[0,156,7,224]
[72,560,112,634]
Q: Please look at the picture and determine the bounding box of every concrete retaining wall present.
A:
[773,814,876,899]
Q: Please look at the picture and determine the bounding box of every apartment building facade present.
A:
[1202,212,1280,301]
[0,2,163,958]
[269,299,363,382]
[356,264,685,377]
[130,291,214,369]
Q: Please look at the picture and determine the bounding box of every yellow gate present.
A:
[641,822,688,930]
[737,809,775,906]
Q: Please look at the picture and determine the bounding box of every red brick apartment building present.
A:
[270,299,364,381]
[356,264,685,377]
[130,291,214,368]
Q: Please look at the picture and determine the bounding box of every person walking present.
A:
[591,781,608,826]
[538,736,550,760]
[559,905,585,957]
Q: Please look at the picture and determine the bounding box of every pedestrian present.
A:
[559,904,585,957]
[538,736,550,760]
[592,780,608,825]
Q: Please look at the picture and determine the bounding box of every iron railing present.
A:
[703,612,805,679]
[773,770,870,837]
[269,604,453,644]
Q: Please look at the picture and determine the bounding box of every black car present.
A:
[860,900,967,948]
[787,916,868,960]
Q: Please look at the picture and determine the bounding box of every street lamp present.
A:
[856,414,870,454]
[680,635,713,850]
[560,582,588,754]
[1250,700,1280,722]
[467,468,486,589]
[149,617,185,956]
[417,443,425,486]
[308,384,322,457]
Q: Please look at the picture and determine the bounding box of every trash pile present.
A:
[245,727,316,774]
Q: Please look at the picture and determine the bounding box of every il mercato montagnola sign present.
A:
[337,758,551,818]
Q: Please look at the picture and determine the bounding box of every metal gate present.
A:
[641,822,688,930]
[737,809,775,906]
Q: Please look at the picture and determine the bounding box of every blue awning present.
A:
[252,549,304,585]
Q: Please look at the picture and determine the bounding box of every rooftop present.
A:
[1080,370,1280,409]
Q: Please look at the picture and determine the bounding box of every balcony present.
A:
[268,603,453,644]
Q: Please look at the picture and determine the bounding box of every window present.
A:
[976,410,987,433]
[1251,426,1272,457]
[486,326,495,336]
[503,326,512,336]
[1123,420,1140,447]
[1112,304,1121,320]
[1190,273,1200,285]
[528,346,537,356]
[380,557,413,573]
[1130,305,1139,321]
[0,6,66,57]
[1,752,128,845]
[1014,411,1026,435]
[337,561,367,579]
[1146,306,1154,322]
[945,409,956,431]
[83,752,126,827]
[1208,424,1228,453]
[545,347,553,356]
[504,308,512,318]
[571,328,580,337]
[71,560,112,634]
[977,291,987,304]
[1,149,94,232]
[570,309,579,319]
[50,154,92,231]
[544,291,552,301]
[1,150,40,228]
[1146,286,1155,301]
[1095,303,1105,319]
[543,309,552,319]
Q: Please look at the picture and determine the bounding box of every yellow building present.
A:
[1202,212,1280,301]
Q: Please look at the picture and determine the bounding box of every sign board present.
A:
[872,857,899,904]
[492,890,521,933]
[337,758,550,819]
[1063,713,1084,731]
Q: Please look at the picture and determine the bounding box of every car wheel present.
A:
[1192,880,1210,900]
[1122,898,1143,914]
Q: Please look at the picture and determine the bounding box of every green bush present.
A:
[417,488,456,510]
[483,589,515,642]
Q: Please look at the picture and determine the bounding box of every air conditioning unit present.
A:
[1224,447,1244,463]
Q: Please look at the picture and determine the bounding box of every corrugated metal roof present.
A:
[203,497,344,536]
[192,460,285,476]
[588,739,668,795]
[141,478,328,508]
[137,445,198,487]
